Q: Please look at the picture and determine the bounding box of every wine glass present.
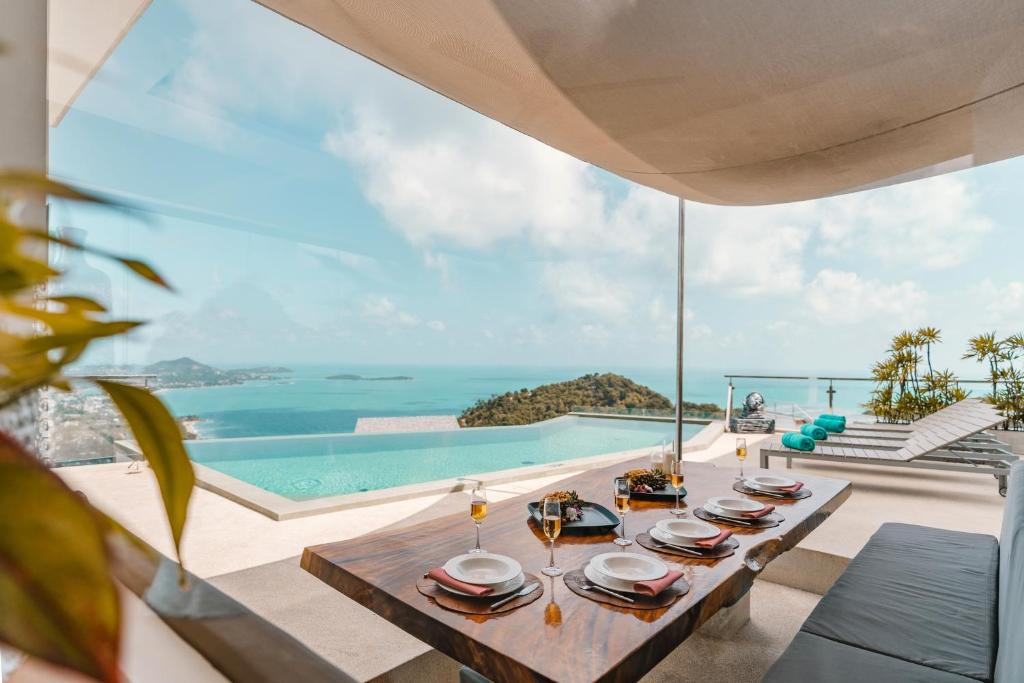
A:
[469,481,487,554]
[540,497,563,577]
[612,477,632,546]
[735,437,748,481]
[668,458,685,517]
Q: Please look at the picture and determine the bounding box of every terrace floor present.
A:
[52,428,1010,683]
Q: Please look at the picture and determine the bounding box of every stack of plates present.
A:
[704,496,767,520]
[745,475,798,494]
[583,552,668,593]
[438,554,525,597]
[650,518,724,549]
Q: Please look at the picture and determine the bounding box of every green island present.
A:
[458,373,722,427]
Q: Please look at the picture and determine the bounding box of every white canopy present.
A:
[257,0,1024,205]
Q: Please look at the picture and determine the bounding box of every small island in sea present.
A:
[458,372,722,427]
[326,374,414,381]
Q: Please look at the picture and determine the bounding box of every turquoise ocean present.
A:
[160,366,876,439]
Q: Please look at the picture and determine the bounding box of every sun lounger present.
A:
[761,399,1017,495]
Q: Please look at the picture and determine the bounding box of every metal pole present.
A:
[675,198,685,461]
[725,381,734,432]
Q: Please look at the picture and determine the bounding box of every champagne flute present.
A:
[669,458,685,516]
[736,437,748,481]
[469,482,488,554]
[540,498,563,577]
[613,477,632,546]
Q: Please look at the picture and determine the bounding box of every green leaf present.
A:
[96,380,194,582]
[0,171,108,205]
[0,432,120,682]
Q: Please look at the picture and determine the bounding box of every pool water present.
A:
[186,416,702,500]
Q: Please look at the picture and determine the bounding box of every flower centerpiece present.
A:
[539,490,585,523]
[624,468,669,494]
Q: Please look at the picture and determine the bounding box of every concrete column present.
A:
[0,1,47,454]
[0,0,48,174]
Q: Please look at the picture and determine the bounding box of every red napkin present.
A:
[694,529,732,548]
[743,503,775,519]
[779,482,804,493]
[426,568,494,596]
[634,569,685,597]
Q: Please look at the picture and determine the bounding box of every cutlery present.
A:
[489,581,540,610]
[649,538,707,557]
[744,487,792,499]
[705,510,757,526]
[580,582,635,604]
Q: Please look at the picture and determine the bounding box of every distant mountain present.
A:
[142,357,292,388]
[459,373,684,427]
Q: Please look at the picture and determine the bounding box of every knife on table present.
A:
[489,582,541,610]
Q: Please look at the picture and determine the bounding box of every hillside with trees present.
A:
[459,373,720,427]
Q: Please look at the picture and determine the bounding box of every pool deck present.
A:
[56,427,1010,683]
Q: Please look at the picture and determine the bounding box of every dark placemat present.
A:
[628,486,687,502]
[416,572,543,615]
[636,531,738,560]
[732,481,811,500]
[563,569,688,610]
[693,506,782,529]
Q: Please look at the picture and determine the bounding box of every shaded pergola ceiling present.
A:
[48,0,152,126]
[257,0,1024,205]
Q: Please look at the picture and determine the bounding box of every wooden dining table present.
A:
[302,457,851,683]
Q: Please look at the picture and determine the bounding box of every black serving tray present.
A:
[527,501,620,534]
[628,486,687,502]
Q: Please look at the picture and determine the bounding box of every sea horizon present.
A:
[157,363,879,439]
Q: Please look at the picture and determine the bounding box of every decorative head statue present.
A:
[743,392,765,415]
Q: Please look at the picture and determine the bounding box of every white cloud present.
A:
[541,260,633,318]
[817,174,992,269]
[687,202,817,296]
[973,279,1024,326]
[427,320,446,332]
[805,269,928,325]
[361,295,419,327]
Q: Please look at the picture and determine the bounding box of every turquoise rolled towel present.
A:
[814,417,845,433]
[782,432,815,451]
[819,413,846,425]
[801,423,828,440]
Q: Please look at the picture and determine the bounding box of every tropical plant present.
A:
[964,332,1024,430]
[866,327,967,423]
[0,171,195,681]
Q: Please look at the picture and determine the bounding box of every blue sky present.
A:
[48,0,1024,376]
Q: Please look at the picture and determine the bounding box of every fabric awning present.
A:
[258,0,1024,205]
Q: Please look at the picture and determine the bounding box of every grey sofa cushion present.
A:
[763,632,976,683]
[801,522,998,681]
[996,462,1024,683]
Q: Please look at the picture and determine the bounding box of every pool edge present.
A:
[116,420,725,521]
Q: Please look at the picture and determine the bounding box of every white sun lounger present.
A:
[763,399,1016,495]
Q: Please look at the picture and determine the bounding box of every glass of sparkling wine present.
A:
[469,482,488,554]
[669,458,685,516]
[613,477,632,546]
[541,498,563,576]
[736,437,748,480]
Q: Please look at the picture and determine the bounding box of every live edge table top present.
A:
[301,459,851,683]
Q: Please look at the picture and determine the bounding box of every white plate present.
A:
[584,562,638,593]
[707,496,764,515]
[591,552,667,582]
[436,572,525,598]
[746,475,796,492]
[443,553,522,585]
[703,501,762,521]
[650,526,718,549]
[655,518,720,543]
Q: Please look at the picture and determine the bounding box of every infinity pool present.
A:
[186,416,701,500]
